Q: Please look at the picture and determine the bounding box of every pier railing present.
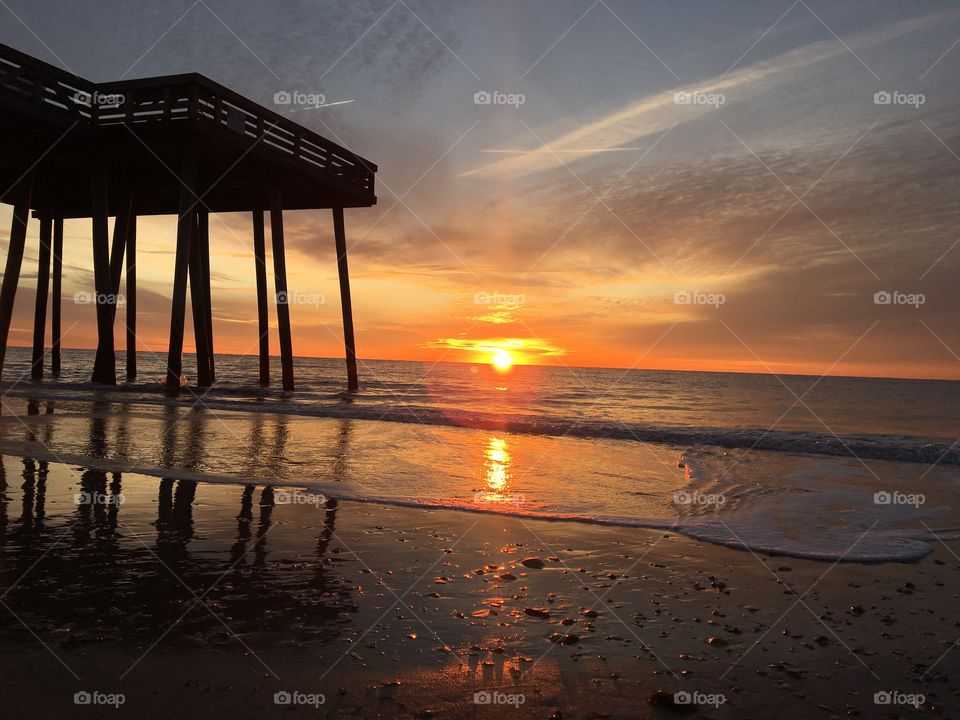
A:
[0,43,376,198]
[0,43,95,122]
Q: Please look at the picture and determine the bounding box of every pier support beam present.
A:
[125,213,136,380]
[269,188,294,391]
[0,172,34,380]
[333,207,359,393]
[108,196,131,301]
[252,210,269,386]
[188,213,212,388]
[93,191,131,380]
[90,167,116,384]
[51,218,63,376]
[31,217,52,379]
[198,210,214,383]
[166,153,198,390]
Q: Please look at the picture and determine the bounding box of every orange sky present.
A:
[0,205,956,381]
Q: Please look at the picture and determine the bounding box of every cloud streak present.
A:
[461,10,951,179]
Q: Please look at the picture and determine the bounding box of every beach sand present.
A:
[0,458,955,719]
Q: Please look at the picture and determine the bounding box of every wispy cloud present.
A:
[423,337,568,360]
[461,10,950,179]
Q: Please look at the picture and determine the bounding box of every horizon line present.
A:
[5,343,957,384]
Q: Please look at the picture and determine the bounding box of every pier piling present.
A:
[0,172,34,379]
[30,217,52,379]
[166,153,198,390]
[51,218,63,376]
[90,167,116,385]
[270,188,295,392]
[125,213,136,380]
[253,210,270,387]
[333,207,359,393]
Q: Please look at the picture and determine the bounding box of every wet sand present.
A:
[0,458,956,718]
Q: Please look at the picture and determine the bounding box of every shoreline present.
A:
[1,394,957,564]
[0,440,947,565]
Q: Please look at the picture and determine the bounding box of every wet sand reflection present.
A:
[0,452,355,648]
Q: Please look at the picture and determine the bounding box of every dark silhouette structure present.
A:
[0,43,376,391]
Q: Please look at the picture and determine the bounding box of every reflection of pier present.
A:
[0,42,374,391]
[2,403,355,488]
[0,454,356,647]
[0,399,359,646]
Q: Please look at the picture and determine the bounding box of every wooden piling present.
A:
[0,171,35,379]
[125,214,136,380]
[252,211,269,386]
[31,217,52,379]
[51,218,63,376]
[269,188,294,391]
[166,153,198,390]
[198,210,214,382]
[90,167,116,385]
[188,213,212,387]
[109,196,131,299]
[333,207,359,392]
[93,191,130,379]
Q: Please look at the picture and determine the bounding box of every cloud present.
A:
[423,337,568,360]
[461,10,952,179]
[470,306,524,324]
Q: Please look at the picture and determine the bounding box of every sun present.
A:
[491,349,513,371]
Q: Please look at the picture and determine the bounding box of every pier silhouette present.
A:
[0,43,376,391]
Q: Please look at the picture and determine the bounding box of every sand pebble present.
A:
[648,689,694,712]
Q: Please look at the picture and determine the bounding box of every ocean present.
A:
[1,346,958,563]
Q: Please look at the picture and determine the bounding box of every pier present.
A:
[0,43,376,391]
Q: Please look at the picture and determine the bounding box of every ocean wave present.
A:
[3,382,957,466]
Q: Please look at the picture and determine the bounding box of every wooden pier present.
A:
[0,43,376,391]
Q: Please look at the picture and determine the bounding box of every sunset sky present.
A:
[2,1,960,379]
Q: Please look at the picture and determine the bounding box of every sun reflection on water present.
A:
[476,437,515,502]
